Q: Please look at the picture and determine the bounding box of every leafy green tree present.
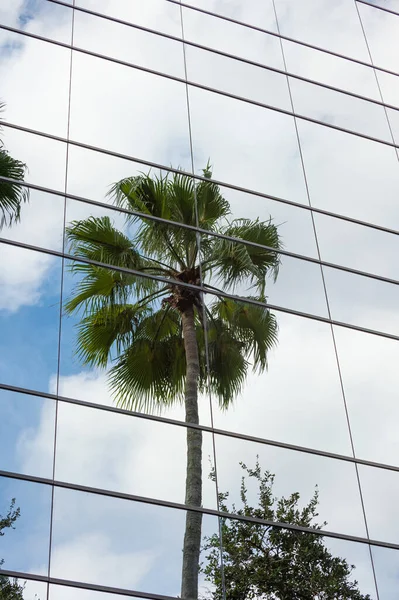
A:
[0,102,29,229]
[65,166,282,599]
[202,461,372,600]
[0,500,25,600]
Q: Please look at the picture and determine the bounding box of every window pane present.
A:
[274,0,369,61]
[74,0,182,37]
[69,53,191,171]
[55,402,218,509]
[0,477,51,575]
[296,119,399,229]
[0,33,70,137]
[189,88,308,204]
[214,434,366,538]
[0,246,62,394]
[0,390,55,479]
[73,8,184,78]
[333,326,399,465]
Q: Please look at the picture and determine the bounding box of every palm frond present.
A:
[109,307,186,412]
[199,316,249,409]
[0,148,29,228]
[66,216,143,269]
[208,218,282,295]
[212,297,278,372]
[74,303,149,367]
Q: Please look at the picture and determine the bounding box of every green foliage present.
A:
[202,461,372,600]
[66,167,282,413]
[0,102,29,229]
[0,500,25,600]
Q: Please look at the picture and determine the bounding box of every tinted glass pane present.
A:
[0,389,55,479]
[0,477,51,574]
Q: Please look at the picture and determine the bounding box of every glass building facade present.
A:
[1,0,398,598]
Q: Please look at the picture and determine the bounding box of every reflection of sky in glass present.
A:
[0,0,398,599]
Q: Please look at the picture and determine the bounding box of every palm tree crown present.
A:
[65,166,281,411]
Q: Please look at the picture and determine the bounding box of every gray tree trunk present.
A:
[181,305,202,600]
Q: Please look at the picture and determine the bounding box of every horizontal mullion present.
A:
[1,466,399,549]
[1,121,398,239]
[167,0,399,79]
[0,175,398,288]
[0,569,174,600]
[44,0,399,114]
[1,24,399,150]
[356,0,399,17]
[2,380,399,474]
[1,234,398,342]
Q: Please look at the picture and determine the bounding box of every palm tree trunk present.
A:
[181,305,202,600]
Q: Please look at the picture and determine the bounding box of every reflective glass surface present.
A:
[0,477,51,574]
[0,389,55,478]
[0,247,62,393]
[1,2,398,599]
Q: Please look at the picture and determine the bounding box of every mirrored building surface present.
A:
[1,1,398,599]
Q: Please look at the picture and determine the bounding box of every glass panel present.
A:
[185,45,291,110]
[0,33,70,137]
[0,190,64,253]
[55,402,217,509]
[180,0,278,32]
[0,389,55,479]
[377,72,399,117]
[333,325,399,465]
[274,0,369,61]
[0,477,51,574]
[213,515,378,598]
[210,310,353,455]
[0,246,62,393]
[372,545,399,600]
[182,5,283,67]
[214,435,366,538]
[359,465,399,545]
[296,119,399,229]
[323,265,398,337]
[282,39,381,100]
[73,9,184,79]
[1,128,67,191]
[74,0,182,37]
[358,1,399,72]
[289,76,391,142]
[0,0,72,43]
[51,487,219,597]
[69,53,191,170]
[386,106,399,147]
[314,212,398,281]
[189,88,308,204]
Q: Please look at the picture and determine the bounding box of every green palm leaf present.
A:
[208,218,282,296]
[0,148,29,228]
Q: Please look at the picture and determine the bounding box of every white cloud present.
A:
[50,533,156,590]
